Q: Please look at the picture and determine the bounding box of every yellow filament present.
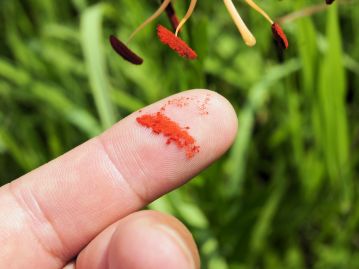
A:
[175,0,198,36]
[128,0,172,42]
[245,0,273,24]
[223,0,256,47]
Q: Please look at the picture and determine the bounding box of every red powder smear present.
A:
[136,112,200,159]
[160,95,211,115]
[198,94,210,115]
[157,25,197,60]
[271,23,289,50]
[166,97,191,108]
[160,96,193,112]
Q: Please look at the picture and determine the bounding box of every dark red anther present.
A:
[326,0,335,4]
[271,22,289,50]
[109,35,143,65]
[157,25,197,60]
[164,1,180,31]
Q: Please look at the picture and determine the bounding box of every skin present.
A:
[0,89,238,268]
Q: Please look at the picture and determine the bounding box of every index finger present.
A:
[0,89,237,268]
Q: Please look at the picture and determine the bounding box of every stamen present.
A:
[271,23,288,50]
[326,0,335,4]
[128,0,172,42]
[175,0,198,36]
[223,0,256,47]
[157,25,197,59]
[164,1,180,31]
[244,0,273,24]
[241,0,289,51]
[109,35,143,65]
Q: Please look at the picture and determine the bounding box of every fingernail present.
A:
[155,224,197,269]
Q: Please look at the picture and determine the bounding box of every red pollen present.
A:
[271,23,289,50]
[136,112,200,159]
[157,25,197,60]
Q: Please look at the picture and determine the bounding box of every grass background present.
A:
[1,0,359,268]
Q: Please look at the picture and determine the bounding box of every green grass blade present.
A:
[80,3,116,129]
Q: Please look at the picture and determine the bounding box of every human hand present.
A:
[0,90,237,269]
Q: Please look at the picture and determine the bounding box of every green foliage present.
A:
[1,0,358,268]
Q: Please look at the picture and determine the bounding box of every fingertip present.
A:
[77,211,200,269]
[192,89,238,159]
[101,89,238,200]
[108,210,199,269]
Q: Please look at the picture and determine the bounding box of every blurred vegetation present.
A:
[1,0,359,268]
